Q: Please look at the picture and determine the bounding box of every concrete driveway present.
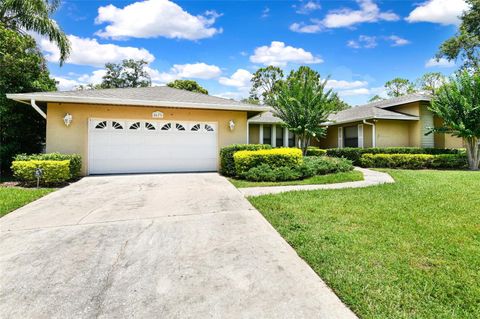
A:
[0,173,356,319]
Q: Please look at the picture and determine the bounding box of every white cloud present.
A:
[338,88,371,96]
[55,76,81,91]
[54,69,107,91]
[214,91,248,101]
[261,7,270,18]
[147,62,221,84]
[347,35,377,49]
[425,57,455,68]
[386,35,410,46]
[326,79,369,89]
[295,1,321,14]
[406,0,469,25]
[347,35,409,48]
[289,20,323,33]
[290,0,398,33]
[38,35,154,67]
[250,41,323,67]
[322,0,399,28]
[219,69,252,88]
[95,0,222,40]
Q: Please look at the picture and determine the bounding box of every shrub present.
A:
[301,156,354,176]
[359,153,467,169]
[220,144,272,176]
[14,153,82,178]
[242,164,302,181]
[306,147,327,156]
[327,147,462,165]
[11,160,71,185]
[241,156,354,182]
[234,148,303,175]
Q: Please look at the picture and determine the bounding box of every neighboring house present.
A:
[248,93,463,149]
[7,87,268,175]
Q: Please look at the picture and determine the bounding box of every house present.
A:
[7,86,268,175]
[248,93,463,149]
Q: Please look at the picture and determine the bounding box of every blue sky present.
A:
[43,0,468,105]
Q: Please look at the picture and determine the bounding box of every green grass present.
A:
[249,170,480,319]
[228,170,363,188]
[0,187,55,218]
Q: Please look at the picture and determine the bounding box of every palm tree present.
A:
[0,0,70,64]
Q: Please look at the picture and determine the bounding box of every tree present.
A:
[332,94,351,110]
[384,78,416,97]
[368,95,385,102]
[436,1,480,70]
[0,25,56,174]
[429,70,480,170]
[167,79,208,94]
[101,59,151,88]
[416,72,446,95]
[272,66,340,155]
[249,66,284,105]
[0,0,70,64]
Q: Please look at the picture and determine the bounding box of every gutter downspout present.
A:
[363,119,376,147]
[30,99,46,119]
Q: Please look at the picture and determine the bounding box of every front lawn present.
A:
[0,187,55,218]
[229,170,363,188]
[249,170,480,319]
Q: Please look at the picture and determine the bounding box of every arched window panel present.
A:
[205,124,214,132]
[145,122,156,130]
[176,123,185,131]
[95,121,107,129]
[112,121,123,130]
[191,124,201,131]
[161,123,172,131]
[129,122,141,130]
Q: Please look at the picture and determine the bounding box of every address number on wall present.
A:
[152,111,164,119]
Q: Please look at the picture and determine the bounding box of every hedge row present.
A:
[326,147,462,165]
[11,160,71,185]
[359,153,468,169]
[306,147,327,157]
[14,152,82,178]
[220,144,272,177]
[234,148,303,175]
[240,156,353,182]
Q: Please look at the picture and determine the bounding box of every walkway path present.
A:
[239,167,395,197]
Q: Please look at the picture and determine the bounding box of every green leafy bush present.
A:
[306,147,327,156]
[240,156,353,182]
[242,164,302,181]
[234,148,303,175]
[220,144,272,176]
[14,153,81,178]
[301,156,354,175]
[11,160,71,185]
[360,153,467,169]
[327,147,462,165]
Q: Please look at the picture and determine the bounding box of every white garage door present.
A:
[88,119,218,174]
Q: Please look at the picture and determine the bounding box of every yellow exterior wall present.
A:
[375,120,411,147]
[318,126,338,148]
[46,103,248,175]
[433,116,464,148]
[389,102,420,116]
[363,124,373,148]
[249,124,260,144]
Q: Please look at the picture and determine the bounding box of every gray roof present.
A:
[6,86,269,113]
[248,93,425,125]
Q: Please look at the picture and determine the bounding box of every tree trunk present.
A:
[300,133,308,156]
[465,137,480,170]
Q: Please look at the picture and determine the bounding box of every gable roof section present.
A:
[249,93,427,125]
[6,86,269,113]
[326,104,419,125]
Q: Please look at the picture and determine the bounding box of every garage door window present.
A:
[145,122,156,130]
[175,123,185,131]
[112,121,123,130]
[205,124,214,132]
[161,123,172,131]
[129,122,141,130]
[95,121,107,129]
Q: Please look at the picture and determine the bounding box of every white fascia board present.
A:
[6,93,270,113]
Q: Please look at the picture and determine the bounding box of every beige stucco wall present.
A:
[433,116,464,148]
[389,102,420,117]
[363,124,373,148]
[46,103,248,175]
[375,120,411,147]
[318,126,338,148]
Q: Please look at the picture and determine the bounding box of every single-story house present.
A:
[7,87,268,175]
[248,93,463,149]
